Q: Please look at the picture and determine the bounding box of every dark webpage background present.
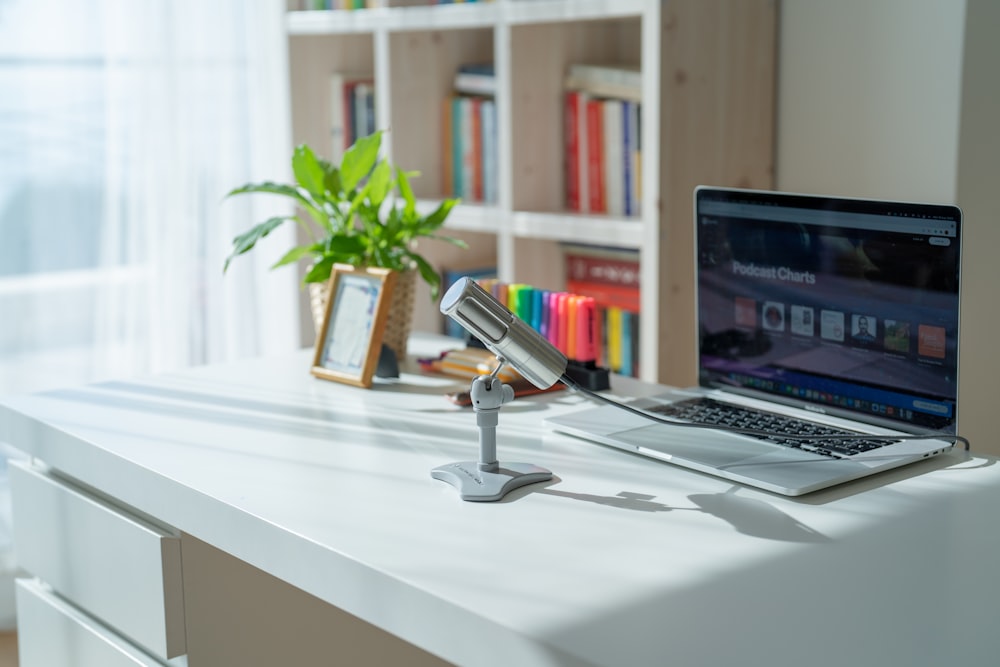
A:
[697,206,960,431]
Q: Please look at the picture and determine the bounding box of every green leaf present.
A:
[326,234,367,256]
[427,233,469,250]
[410,252,441,301]
[291,145,326,199]
[271,244,320,269]
[303,255,337,284]
[227,181,331,235]
[223,216,291,273]
[396,167,417,218]
[318,158,342,197]
[367,160,393,209]
[226,181,308,206]
[383,205,403,245]
[340,130,383,193]
[419,197,458,232]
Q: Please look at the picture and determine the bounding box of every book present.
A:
[353,82,375,141]
[564,63,641,103]
[441,97,454,197]
[564,91,579,211]
[585,98,605,213]
[564,90,586,212]
[470,96,483,201]
[330,72,372,162]
[451,95,464,198]
[454,63,496,96]
[563,244,640,288]
[565,281,640,313]
[459,96,477,200]
[620,309,634,377]
[607,307,623,372]
[622,100,640,216]
[480,97,497,203]
[602,99,624,217]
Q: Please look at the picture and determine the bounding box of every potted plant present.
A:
[223,129,465,361]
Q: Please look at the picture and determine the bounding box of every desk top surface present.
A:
[2,336,999,667]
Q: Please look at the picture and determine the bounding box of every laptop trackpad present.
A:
[618,423,810,468]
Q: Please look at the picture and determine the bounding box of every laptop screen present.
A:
[694,187,962,433]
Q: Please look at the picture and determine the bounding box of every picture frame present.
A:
[311,264,397,388]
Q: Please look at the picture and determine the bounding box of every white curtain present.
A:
[0,0,300,394]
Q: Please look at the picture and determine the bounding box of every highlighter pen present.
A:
[547,291,560,348]
[493,281,508,309]
[556,293,569,355]
[507,283,524,318]
[531,288,544,332]
[566,295,579,360]
[510,284,532,323]
[539,290,550,340]
[577,296,597,363]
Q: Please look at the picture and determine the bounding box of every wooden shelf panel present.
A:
[288,4,499,35]
[510,211,643,247]
[288,0,648,36]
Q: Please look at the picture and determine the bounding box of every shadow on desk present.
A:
[529,479,830,543]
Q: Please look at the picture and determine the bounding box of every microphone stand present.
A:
[431,357,553,501]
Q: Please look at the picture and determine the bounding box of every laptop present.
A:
[547,187,963,496]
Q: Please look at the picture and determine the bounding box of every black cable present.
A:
[559,374,971,452]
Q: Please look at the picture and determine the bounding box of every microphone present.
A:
[439,277,568,389]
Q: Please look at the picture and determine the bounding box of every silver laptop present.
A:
[547,187,963,496]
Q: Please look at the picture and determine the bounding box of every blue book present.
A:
[620,310,633,377]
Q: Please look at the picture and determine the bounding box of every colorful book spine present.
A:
[602,99,624,217]
[441,97,454,197]
[564,63,642,102]
[607,307,623,372]
[585,98,605,213]
[565,91,582,212]
[480,98,497,203]
[625,101,641,216]
[470,97,483,201]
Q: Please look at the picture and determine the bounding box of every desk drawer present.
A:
[10,460,186,660]
[16,579,171,667]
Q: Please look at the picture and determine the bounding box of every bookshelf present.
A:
[286,0,776,386]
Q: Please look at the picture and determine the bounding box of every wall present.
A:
[777,0,1000,456]
[777,0,964,201]
[953,0,1000,458]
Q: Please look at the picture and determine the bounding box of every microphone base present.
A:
[431,461,552,502]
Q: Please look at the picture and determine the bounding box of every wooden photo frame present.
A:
[311,264,397,388]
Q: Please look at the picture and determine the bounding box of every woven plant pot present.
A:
[309,268,417,364]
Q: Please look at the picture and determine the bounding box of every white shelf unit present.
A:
[286,0,776,384]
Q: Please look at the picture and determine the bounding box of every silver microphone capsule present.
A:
[440,277,568,389]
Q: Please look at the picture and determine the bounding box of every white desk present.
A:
[2,337,999,666]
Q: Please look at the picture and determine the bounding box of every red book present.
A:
[585,98,605,213]
[564,250,639,288]
[565,91,581,211]
[566,280,640,313]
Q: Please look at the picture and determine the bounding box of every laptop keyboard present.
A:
[645,398,897,458]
